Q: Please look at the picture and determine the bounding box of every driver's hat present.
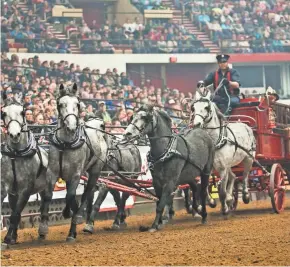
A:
[216,54,230,63]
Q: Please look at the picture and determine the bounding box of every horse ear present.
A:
[59,84,66,97]
[72,83,78,95]
[2,92,7,101]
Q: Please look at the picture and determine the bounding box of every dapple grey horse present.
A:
[191,88,256,215]
[124,105,215,231]
[38,83,108,242]
[1,96,48,247]
[82,135,142,233]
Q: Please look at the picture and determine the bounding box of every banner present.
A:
[3,146,153,212]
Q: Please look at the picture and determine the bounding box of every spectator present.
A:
[95,101,112,123]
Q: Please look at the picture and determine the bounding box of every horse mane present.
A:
[156,109,172,128]
[212,102,225,121]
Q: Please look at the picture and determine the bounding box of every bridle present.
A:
[56,95,81,128]
[1,103,29,136]
[191,98,213,127]
[126,110,158,141]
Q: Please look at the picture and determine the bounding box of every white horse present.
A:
[191,88,256,215]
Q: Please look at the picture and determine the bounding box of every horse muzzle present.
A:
[9,132,21,143]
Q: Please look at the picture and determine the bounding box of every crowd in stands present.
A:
[80,17,209,54]
[1,0,72,53]
[1,0,209,54]
[184,0,290,53]
[0,53,188,134]
[1,0,290,55]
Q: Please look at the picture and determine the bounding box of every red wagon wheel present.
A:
[269,164,286,214]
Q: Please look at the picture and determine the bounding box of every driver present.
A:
[200,54,241,114]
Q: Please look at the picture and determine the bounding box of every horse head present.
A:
[124,104,155,140]
[57,83,80,134]
[1,93,26,143]
[191,88,214,128]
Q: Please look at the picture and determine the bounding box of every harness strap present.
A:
[59,150,64,179]
[36,146,44,178]
[11,158,18,194]
[83,130,157,199]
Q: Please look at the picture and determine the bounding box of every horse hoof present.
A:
[74,215,84,225]
[242,194,250,204]
[62,209,73,219]
[38,223,49,236]
[201,218,207,225]
[192,213,202,219]
[111,224,120,230]
[197,205,202,214]
[222,207,229,216]
[209,199,217,208]
[38,235,46,241]
[162,216,169,224]
[82,224,94,234]
[66,236,76,243]
[1,243,9,250]
[185,205,193,214]
[148,228,158,233]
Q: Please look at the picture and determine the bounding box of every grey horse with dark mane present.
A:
[1,95,48,247]
[83,135,142,233]
[124,105,215,231]
[38,83,108,242]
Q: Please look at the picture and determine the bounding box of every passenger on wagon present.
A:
[201,54,241,114]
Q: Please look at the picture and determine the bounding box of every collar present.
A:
[1,131,38,158]
[49,125,86,150]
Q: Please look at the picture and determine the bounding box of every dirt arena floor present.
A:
[1,198,290,266]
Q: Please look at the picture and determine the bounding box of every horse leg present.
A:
[76,172,98,225]
[226,170,236,207]
[4,190,30,245]
[241,157,253,204]
[116,192,130,228]
[150,180,175,232]
[3,194,18,244]
[188,181,202,218]
[200,173,209,224]
[218,168,230,216]
[83,185,108,234]
[183,188,192,214]
[162,194,175,223]
[66,177,80,242]
[38,168,56,239]
[1,186,8,206]
[110,189,122,229]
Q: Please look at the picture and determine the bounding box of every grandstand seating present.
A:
[1,0,289,54]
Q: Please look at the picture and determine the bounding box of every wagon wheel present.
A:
[269,164,286,214]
